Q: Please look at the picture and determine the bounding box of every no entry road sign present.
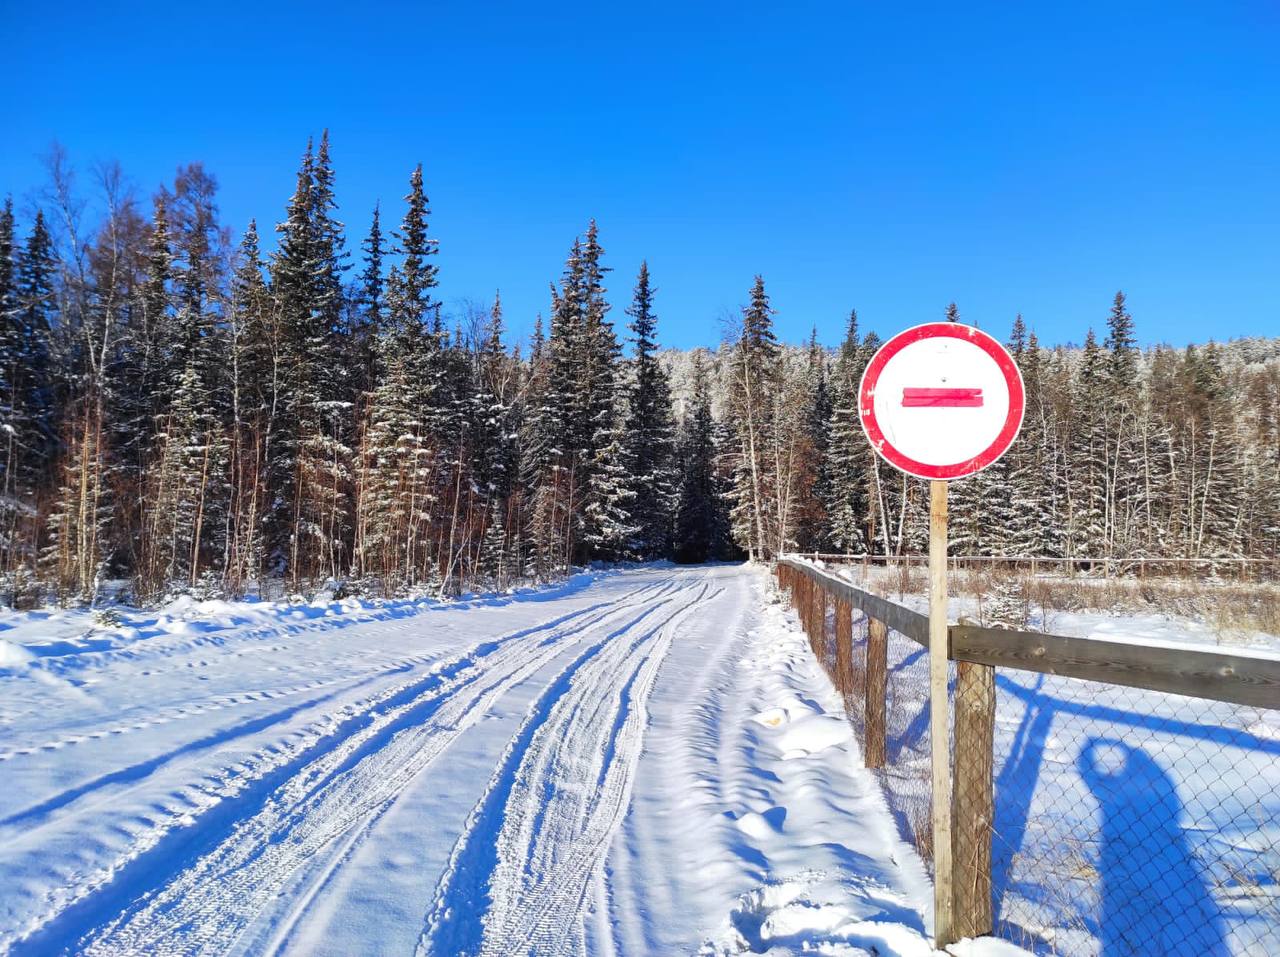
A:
[859,322,1025,481]
[857,320,1026,944]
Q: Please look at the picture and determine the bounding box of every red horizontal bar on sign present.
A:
[901,387,984,407]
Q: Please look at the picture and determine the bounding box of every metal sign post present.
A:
[859,322,1024,948]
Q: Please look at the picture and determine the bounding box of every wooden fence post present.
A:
[814,586,829,661]
[952,659,995,939]
[865,617,887,768]
[809,577,820,646]
[835,598,853,697]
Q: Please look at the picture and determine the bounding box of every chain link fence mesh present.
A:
[976,668,1280,955]
[777,561,1280,957]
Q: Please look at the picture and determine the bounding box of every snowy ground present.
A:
[0,564,977,957]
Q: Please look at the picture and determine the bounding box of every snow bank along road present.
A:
[0,565,946,956]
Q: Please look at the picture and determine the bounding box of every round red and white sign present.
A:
[859,322,1024,481]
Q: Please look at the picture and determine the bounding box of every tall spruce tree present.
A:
[225,221,276,591]
[356,163,443,589]
[578,223,634,560]
[824,311,870,553]
[1070,329,1108,557]
[270,133,354,583]
[9,210,56,495]
[353,203,386,397]
[674,351,726,563]
[798,328,832,550]
[623,262,677,558]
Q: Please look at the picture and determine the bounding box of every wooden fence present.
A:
[795,553,1280,582]
[774,556,1280,946]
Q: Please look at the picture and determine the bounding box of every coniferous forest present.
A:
[2,136,1278,605]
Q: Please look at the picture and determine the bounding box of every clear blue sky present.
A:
[4,1,1278,350]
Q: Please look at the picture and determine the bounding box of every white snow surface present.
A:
[0,564,997,956]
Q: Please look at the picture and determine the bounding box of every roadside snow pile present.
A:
[703,873,934,956]
[684,581,943,957]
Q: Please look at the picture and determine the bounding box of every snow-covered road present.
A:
[1,565,941,956]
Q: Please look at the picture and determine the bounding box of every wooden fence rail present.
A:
[795,552,1280,582]
[773,555,1280,945]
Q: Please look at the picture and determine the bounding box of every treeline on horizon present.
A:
[1,134,1277,606]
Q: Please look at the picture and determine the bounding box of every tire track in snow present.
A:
[256,579,695,957]
[6,576,682,957]
[593,568,755,956]
[418,574,721,957]
[62,577,689,957]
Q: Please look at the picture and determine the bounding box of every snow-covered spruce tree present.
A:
[796,329,832,552]
[303,132,356,585]
[470,293,519,564]
[998,316,1047,556]
[476,294,518,500]
[432,328,478,594]
[948,470,987,555]
[1181,343,1246,560]
[3,209,57,523]
[983,576,1026,628]
[352,202,386,399]
[478,495,510,589]
[1066,329,1108,559]
[135,164,232,597]
[524,224,632,566]
[583,426,636,561]
[1103,291,1143,557]
[766,346,822,556]
[140,360,230,598]
[354,162,456,592]
[1246,362,1280,559]
[725,276,780,560]
[823,311,871,554]
[519,309,565,579]
[535,247,588,571]
[578,223,635,561]
[0,197,30,571]
[356,320,432,591]
[1000,321,1032,554]
[941,306,989,554]
[271,133,353,586]
[673,350,729,563]
[266,138,317,573]
[224,222,276,594]
[623,262,677,558]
